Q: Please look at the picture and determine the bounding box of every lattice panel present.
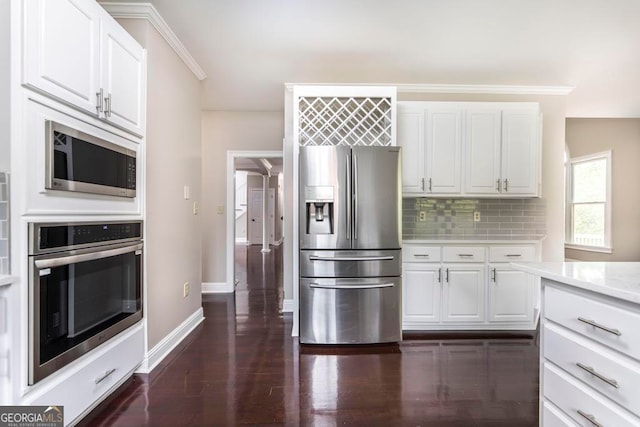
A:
[298,96,392,146]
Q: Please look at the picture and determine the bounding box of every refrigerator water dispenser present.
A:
[305,186,334,234]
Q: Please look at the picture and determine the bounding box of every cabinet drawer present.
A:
[544,363,640,427]
[545,285,640,362]
[404,246,441,262]
[442,246,485,262]
[489,246,535,262]
[25,324,143,424]
[545,323,640,416]
[542,401,578,427]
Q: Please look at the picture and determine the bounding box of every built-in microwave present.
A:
[45,120,137,198]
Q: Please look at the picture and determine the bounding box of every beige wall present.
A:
[118,19,203,349]
[398,93,567,262]
[201,111,283,283]
[565,119,640,261]
[0,0,9,171]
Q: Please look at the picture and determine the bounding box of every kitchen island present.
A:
[511,261,640,427]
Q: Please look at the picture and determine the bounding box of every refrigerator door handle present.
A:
[346,154,351,240]
[353,154,358,240]
[309,282,395,290]
[308,255,395,262]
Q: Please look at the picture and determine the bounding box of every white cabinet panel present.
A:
[501,110,539,195]
[24,0,101,115]
[488,265,533,322]
[426,109,462,194]
[403,264,441,323]
[397,106,425,194]
[404,246,441,263]
[442,264,485,322]
[442,246,485,263]
[464,109,502,194]
[100,21,146,136]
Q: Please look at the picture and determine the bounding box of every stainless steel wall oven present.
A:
[28,221,143,384]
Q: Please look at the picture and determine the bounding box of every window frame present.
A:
[565,150,612,253]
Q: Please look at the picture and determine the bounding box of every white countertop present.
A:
[404,239,543,244]
[511,262,640,304]
[0,275,15,287]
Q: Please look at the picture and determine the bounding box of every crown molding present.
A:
[285,83,574,95]
[99,2,207,80]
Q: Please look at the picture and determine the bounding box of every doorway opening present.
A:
[227,151,284,315]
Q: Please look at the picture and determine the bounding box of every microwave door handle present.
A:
[34,243,143,269]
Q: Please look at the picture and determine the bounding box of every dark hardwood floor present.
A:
[82,244,539,426]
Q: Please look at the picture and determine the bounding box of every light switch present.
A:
[183,185,190,200]
[216,205,225,215]
[193,202,199,215]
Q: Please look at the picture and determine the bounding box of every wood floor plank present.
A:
[81,244,539,426]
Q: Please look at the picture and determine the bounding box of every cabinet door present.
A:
[501,110,539,195]
[464,109,502,194]
[100,19,146,136]
[442,264,485,322]
[402,264,441,324]
[425,109,462,194]
[488,264,533,322]
[397,105,426,194]
[23,0,101,115]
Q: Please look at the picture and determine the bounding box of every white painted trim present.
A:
[136,307,204,374]
[285,83,575,96]
[282,299,294,313]
[99,2,207,80]
[202,282,234,293]
[227,151,283,298]
[235,237,249,244]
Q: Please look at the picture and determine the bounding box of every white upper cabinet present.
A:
[100,21,146,135]
[397,105,425,194]
[426,109,462,194]
[24,0,145,137]
[24,0,101,115]
[500,110,539,195]
[397,101,541,198]
[464,109,502,194]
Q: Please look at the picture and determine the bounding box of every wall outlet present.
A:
[193,202,199,215]
[216,205,224,215]
[183,282,190,298]
[474,211,481,222]
[418,211,427,222]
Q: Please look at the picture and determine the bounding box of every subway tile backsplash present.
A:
[0,172,9,275]
[403,198,546,240]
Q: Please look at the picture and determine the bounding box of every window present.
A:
[565,151,612,252]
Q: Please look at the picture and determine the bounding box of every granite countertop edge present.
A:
[511,261,640,305]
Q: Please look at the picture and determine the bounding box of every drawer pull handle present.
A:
[414,254,430,258]
[576,362,619,388]
[457,254,474,257]
[505,254,522,257]
[577,317,622,336]
[577,409,603,427]
[95,368,116,385]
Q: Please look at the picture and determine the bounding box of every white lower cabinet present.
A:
[22,324,144,425]
[540,280,640,426]
[402,242,539,330]
[442,264,485,322]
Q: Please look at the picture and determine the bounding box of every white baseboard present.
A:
[136,307,204,374]
[282,299,294,313]
[235,237,248,244]
[202,281,234,293]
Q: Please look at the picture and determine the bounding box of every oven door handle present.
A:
[34,243,143,269]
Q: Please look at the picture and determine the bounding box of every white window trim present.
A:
[565,150,612,253]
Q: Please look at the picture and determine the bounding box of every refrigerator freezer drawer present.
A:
[299,277,402,344]
[300,249,401,278]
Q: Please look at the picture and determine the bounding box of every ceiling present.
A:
[103,0,640,117]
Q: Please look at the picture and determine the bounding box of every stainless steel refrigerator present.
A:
[299,145,402,344]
